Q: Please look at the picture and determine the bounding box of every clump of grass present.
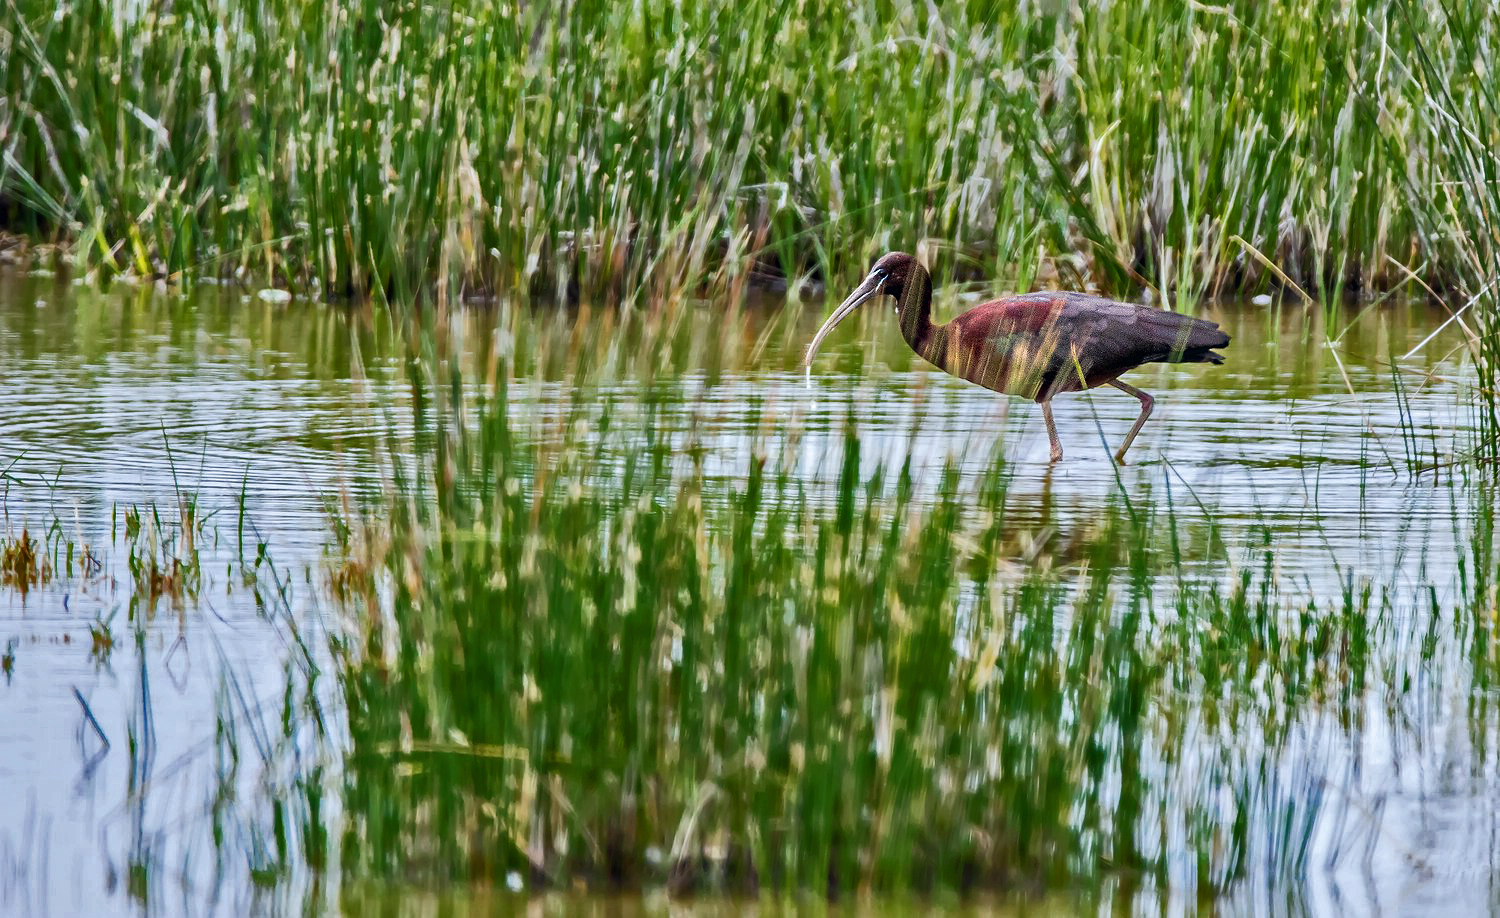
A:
[118,501,203,607]
[0,528,49,594]
[88,614,114,665]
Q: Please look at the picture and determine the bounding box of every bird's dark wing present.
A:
[944,293,1229,398]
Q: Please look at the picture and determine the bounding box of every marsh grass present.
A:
[1389,0,1500,460]
[1,0,1497,312]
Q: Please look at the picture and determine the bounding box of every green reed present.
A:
[0,0,1494,310]
[1389,0,1500,463]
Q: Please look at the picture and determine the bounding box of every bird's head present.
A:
[803,252,918,369]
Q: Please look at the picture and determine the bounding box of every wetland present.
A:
[6,0,1500,912]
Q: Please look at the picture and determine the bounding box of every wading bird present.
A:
[803,252,1230,463]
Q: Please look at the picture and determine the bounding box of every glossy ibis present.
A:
[803,252,1230,463]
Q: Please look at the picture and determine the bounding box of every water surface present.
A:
[0,270,1491,914]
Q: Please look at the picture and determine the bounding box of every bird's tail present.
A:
[1161,315,1230,364]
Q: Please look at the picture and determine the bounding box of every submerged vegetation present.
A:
[0,451,330,914]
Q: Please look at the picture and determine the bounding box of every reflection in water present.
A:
[0,269,1494,913]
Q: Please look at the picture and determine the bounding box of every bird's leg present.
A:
[1108,380,1155,464]
[1040,398,1064,463]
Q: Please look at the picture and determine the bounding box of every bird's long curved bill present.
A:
[802,275,882,372]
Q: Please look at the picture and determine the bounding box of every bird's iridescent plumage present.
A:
[804,252,1230,462]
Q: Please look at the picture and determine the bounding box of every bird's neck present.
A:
[897,263,947,365]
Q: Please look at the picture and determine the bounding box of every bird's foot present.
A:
[1113,451,1129,465]
[1049,448,1064,463]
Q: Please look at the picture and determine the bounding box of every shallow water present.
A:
[0,270,1493,914]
